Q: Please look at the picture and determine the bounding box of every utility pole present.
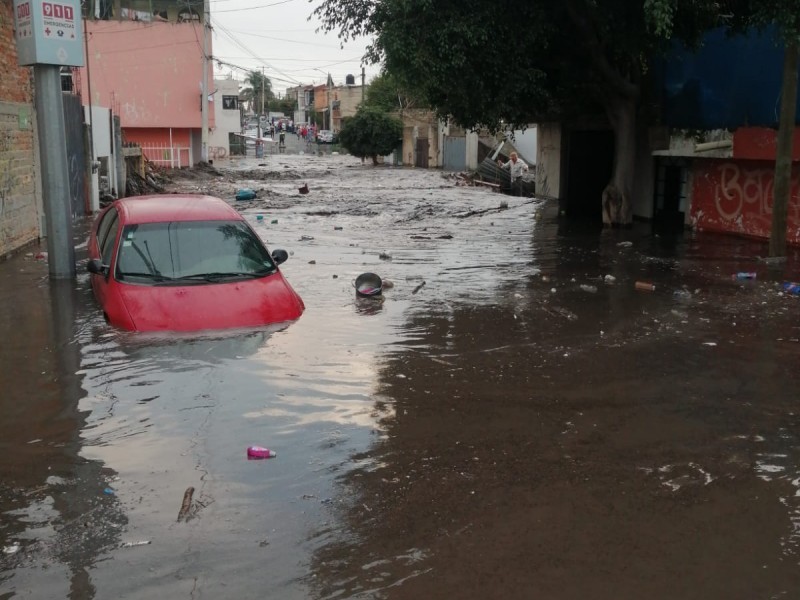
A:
[361,66,365,104]
[201,0,210,162]
[327,72,333,131]
[261,66,265,138]
[34,65,76,278]
[770,40,799,258]
[14,0,84,278]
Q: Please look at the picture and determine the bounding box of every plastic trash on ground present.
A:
[247,446,277,459]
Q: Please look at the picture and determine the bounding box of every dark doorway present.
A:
[563,130,614,221]
[653,160,688,233]
[415,138,429,168]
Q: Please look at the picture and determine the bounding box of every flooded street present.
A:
[2,153,800,599]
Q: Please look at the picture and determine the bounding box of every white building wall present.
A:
[84,105,115,212]
[209,77,241,162]
[465,131,479,170]
[536,122,562,200]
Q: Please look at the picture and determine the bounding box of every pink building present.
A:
[78,6,215,167]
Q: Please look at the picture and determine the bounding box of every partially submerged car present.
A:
[86,194,304,332]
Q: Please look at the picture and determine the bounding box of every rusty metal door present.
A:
[415,138,429,168]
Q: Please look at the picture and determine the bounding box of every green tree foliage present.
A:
[241,71,274,115]
[268,97,296,115]
[338,108,403,165]
[312,0,747,224]
[363,71,421,112]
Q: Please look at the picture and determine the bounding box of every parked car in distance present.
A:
[317,129,335,143]
[86,194,305,332]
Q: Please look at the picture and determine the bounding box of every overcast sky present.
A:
[208,0,381,97]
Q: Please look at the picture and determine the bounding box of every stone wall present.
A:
[0,2,40,256]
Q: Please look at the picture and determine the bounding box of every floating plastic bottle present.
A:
[783,282,800,295]
[635,281,655,292]
[732,272,757,280]
[247,446,277,459]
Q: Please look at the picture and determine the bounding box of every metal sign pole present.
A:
[13,0,84,279]
[33,64,75,278]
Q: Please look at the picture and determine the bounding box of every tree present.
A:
[241,70,274,116]
[268,97,296,115]
[313,0,743,225]
[338,107,403,165]
[748,1,800,257]
[363,71,421,112]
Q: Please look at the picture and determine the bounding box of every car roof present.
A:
[113,194,242,225]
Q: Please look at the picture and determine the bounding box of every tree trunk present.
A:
[602,95,637,226]
[770,40,799,258]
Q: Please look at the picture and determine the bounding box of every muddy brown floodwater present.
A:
[1,153,800,599]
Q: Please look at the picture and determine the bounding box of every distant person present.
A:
[498,152,529,196]
[279,131,285,148]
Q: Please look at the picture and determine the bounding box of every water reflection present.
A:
[0,266,125,599]
[308,206,800,598]
[354,295,385,316]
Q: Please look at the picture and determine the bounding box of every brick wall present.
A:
[0,1,40,257]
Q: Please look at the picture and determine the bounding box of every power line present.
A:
[212,0,296,13]
[211,16,303,86]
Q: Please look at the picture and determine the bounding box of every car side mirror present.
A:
[271,249,288,265]
[87,258,108,275]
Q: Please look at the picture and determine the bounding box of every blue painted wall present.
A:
[655,27,800,129]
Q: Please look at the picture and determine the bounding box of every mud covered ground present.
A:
[1,153,800,599]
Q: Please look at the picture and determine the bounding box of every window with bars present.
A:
[83,0,204,22]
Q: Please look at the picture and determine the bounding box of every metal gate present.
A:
[443,136,466,171]
[62,93,87,217]
[415,138,429,168]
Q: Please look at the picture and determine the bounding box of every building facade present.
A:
[78,1,215,168]
[0,0,42,256]
[330,83,365,132]
[208,76,241,162]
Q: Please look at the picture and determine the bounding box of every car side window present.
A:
[96,208,118,258]
[100,212,120,266]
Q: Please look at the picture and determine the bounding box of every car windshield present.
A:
[115,220,277,284]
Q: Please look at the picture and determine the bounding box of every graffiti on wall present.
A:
[208,146,228,160]
[0,130,20,242]
[691,160,800,244]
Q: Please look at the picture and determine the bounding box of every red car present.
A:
[86,194,304,332]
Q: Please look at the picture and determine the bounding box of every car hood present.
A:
[116,274,304,332]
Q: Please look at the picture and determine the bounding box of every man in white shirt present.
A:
[498,152,529,196]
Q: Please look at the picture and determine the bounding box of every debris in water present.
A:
[177,487,195,522]
[3,543,20,555]
[119,540,151,548]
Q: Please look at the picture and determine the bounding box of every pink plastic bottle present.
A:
[247,446,277,459]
